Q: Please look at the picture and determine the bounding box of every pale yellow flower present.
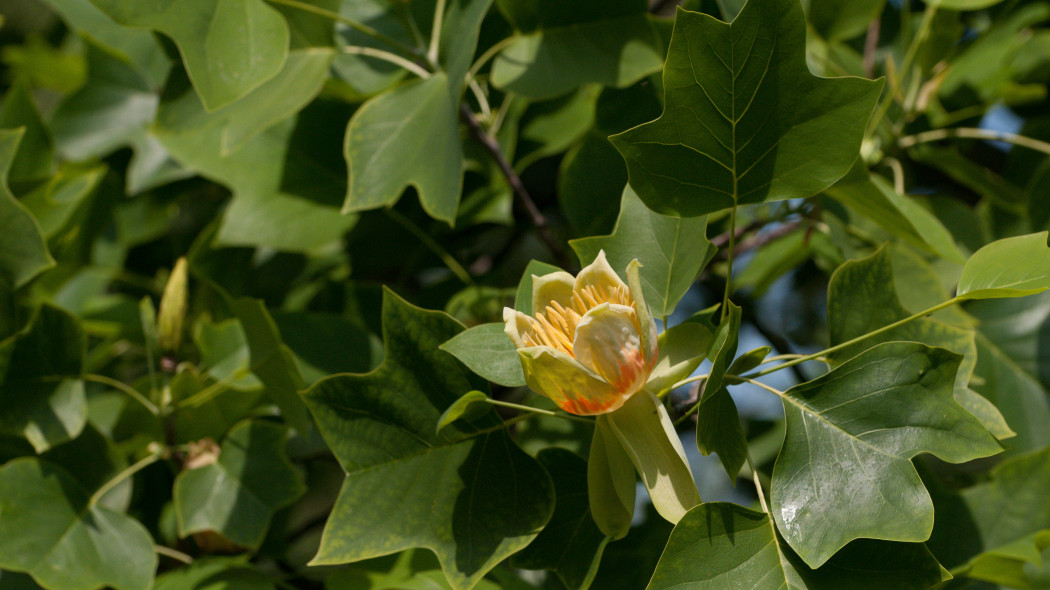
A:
[503,251,657,415]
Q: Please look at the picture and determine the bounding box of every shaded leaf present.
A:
[823,164,965,263]
[491,0,663,99]
[648,502,949,589]
[611,0,882,217]
[302,289,554,590]
[770,341,1001,567]
[343,74,463,224]
[571,186,715,318]
[49,41,158,162]
[0,304,86,453]
[0,129,54,288]
[0,458,156,590]
[174,420,305,548]
[440,323,526,388]
[696,303,747,480]
[88,0,290,110]
[154,556,275,590]
[512,449,610,590]
[0,82,53,182]
[805,0,885,41]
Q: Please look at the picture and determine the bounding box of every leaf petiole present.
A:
[743,296,961,379]
[484,398,593,424]
[89,447,165,507]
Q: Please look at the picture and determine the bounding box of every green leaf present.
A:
[610,0,882,217]
[438,0,495,92]
[0,129,54,288]
[229,298,312,435]
[41,0,171,88]
[570,186,715,318]
[343,74,463,224]
[805,0,886,42]
[174,420,305,548]
[696,303,748,480]
[957,232,1050,299]
[88,0,290,110]
[971,328,1050,454]
[0,458,156,590]
[955,447,1050,587]
[511,449,610,590]
[645,322,713,395]
[696,386,747,481]
[20,164,106,239]
[648,502,950,589]
[154,556,275,590]
[302,289,554,590]
[0,82,54,183]
[435,390,491,434]
[827,247,995,417]
[0,304,86,453]
[440,323,526,387]
[588,416,636,540]
[155,85,355,252]
[491,0,664,99]
[728,345,772,375]
[823,165,965,263]
[49,41,158,162]
[770,341,1001,568]
[513,260,563,316]
[605,391,700,524]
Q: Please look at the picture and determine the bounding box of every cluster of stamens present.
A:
[520,284,633,356]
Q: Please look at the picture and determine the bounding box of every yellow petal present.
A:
[626,259,658,365]
[575,250,628,296]
[531,271,575,317]
[517,347,628,415]
[503,307,537,348]
[574,303,649,396]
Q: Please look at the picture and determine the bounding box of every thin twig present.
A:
[341,46,431,79]
[427,0,447,65]
[899,127,1050,156]
[84,374,159,415]
[89,449,164,506]
[384,209,475,286]
[863,18,880,78]
[155,545,193,564]
[459,104,571,267]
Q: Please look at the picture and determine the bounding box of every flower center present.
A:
[521,283,634,356]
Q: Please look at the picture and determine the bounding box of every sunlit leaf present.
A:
[771,341,1001,567]
[571,186,715,318]
[342,74,463,224]
[649,502,949,589]
[440,323,525,387]
[957,232,1050,299]
[88,0,289,110]
[611,0,882,217]
[303,289,554,590]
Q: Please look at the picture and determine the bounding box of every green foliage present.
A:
[2,0,1050,587]
[611,0,882,216]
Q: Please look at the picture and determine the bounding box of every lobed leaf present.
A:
[770,341,1001,567]
[611,0,882,217]
[648,502,949,589]
[302,289,554,590]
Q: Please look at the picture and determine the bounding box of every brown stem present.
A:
[864,18,881,78]
[459,103,571,267]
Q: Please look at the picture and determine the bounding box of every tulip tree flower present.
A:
[504,251,701,537]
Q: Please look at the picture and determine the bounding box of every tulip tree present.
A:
[2,0,1050,588]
